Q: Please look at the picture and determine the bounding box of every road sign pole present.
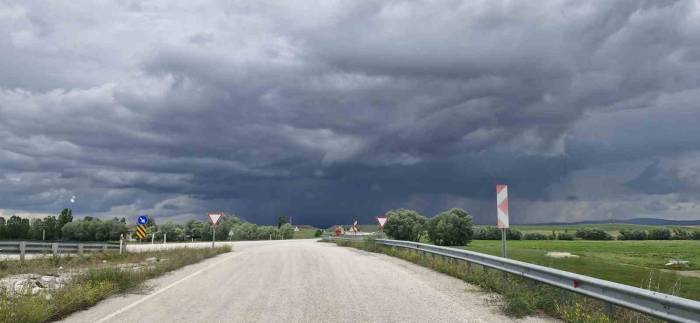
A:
[496,184,509,259]
[501,228,506,258]
[212,226,215,248]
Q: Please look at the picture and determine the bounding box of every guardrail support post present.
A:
[19,241,26,262]
[52,242,58,256]
[77,244,84,255]
[103,244,108,252]
[606,303,614,319]
[466,261,472,274]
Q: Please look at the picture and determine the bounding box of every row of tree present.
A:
[148,216,295,241]
[383,208,474,246]
[0,210,297,242]
[617,228,700,240]
[378,208,700,245]
[0,209,76,240]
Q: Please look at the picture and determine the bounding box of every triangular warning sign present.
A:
[376,216,388,228]
[208,213,224,225]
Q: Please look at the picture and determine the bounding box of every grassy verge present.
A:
[330,238,660,323]
[464,240,700,301]
[0,246,231,323]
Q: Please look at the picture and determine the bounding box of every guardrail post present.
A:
[19,241,26,261]
[103,244,108,252]
[52,242,58,256]
[466,261,472,274]
[606,303,614,319]
[77,244,84,255]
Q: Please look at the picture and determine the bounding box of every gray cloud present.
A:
[1,0,699,225]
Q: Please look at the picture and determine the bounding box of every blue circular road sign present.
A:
[137,215,149,225]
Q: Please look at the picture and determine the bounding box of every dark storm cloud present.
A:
[1,0,700,225]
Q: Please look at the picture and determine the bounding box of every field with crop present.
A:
[463,239,700,301]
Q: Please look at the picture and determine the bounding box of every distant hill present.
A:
[523,217,700,226]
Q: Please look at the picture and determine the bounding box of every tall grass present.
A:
[333,239,660,323]
[0,246,231,323]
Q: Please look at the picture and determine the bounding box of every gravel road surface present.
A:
[60,239,555,323]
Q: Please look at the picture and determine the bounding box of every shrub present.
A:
[427,208,473,246]
[557,232,574,240]
[314,229,323,237]
[507,229,522,240]
[692,231,700,240]
[231,222,258,240]
[617,229,647,240]
[279,223,294,239]
[671,228,691,240]
[648,228,671,240]
[474,226,501,240]
[383,208,427,241]
[575,228,612,240]
[523,233,548,240]
[256,226,281,240]
[473,227,522,240]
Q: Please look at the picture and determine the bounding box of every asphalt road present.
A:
[60,239,555,323]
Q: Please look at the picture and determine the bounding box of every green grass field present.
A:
[463,240,700,301]
[292,225,321,239]
[495,223,700,237]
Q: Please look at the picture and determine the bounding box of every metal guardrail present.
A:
[0,241,120,260]
[324,236,700,323]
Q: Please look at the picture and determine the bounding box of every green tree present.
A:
[0,217,6,239]
[279,223,294,239]
[6,216,29,239]
[257,226,281,240]
[57,208,73,238]
[105,219,128,241]
[233,222,257,240]
[427,208,473,246]
[473,227,522,240]
[648,228,671,240]
[383,209,426,242]
[43,216,58,240]
[29,218,45,240]
[277,216,288,228]
[157,221,186,241]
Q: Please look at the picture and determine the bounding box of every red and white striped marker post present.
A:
[496,184,509,258]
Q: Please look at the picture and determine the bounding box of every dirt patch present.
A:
[660,269,700,279]
[545,252,579,258]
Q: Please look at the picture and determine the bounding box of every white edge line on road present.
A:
[95,252,239,323]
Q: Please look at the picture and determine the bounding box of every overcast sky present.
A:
[1,0,699,226]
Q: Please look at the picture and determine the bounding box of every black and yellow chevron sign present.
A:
[135,225,147,239]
